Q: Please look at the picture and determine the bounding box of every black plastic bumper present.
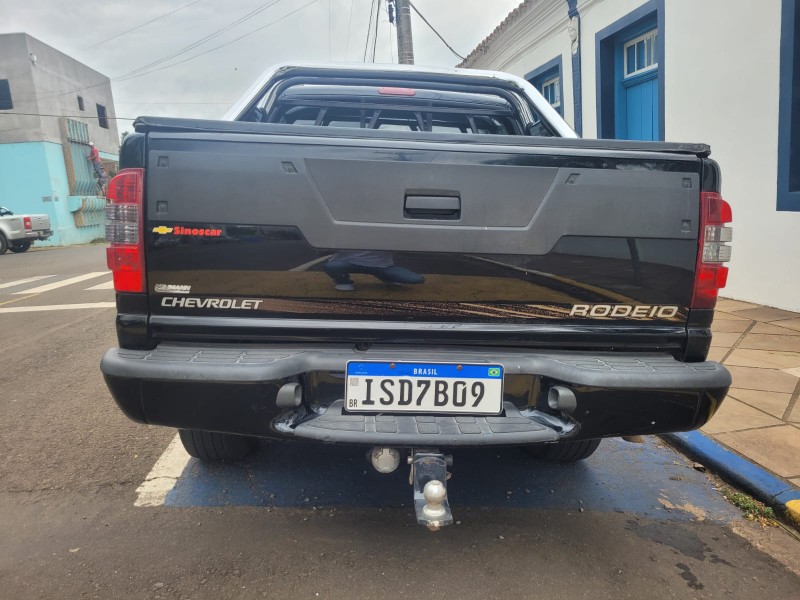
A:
[101,343,731,445]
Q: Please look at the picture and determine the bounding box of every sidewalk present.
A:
[702,298,800,488]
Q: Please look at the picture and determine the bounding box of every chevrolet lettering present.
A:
[161,297,263,310]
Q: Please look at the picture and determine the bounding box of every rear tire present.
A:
[178,429,257,461]
[0,233,7,255]
[525,439,601,462]
[10,240,31,253]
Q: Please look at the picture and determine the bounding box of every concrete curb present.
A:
[663,431,800,528]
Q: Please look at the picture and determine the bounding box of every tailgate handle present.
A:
[404,195,461,220]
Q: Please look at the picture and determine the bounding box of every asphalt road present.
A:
[1,244,799,600]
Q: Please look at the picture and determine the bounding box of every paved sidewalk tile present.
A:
[710,332,742,347]
[715,425,800,479]
[738,334,800,353]
[707,347,727,362]
[712,311,750,321]
[724,366,799,393]
[789,402,800,423]
[731,306,800,322]
[711,319,752,333]
[702,398,783,434]
[708,299,800,489]
[771,317,800,332]
[750,322,800,335]
[724,348,800,370]
[726,388,793,419]
[715,299,762,312]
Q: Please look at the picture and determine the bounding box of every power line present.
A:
[344,0,355,60]
[328,0,332,60]
[371,0,382,62]
[115,101,233,105]
[115,0,320,82]
[32,1,284,98]
[81,0,204,51]
[408,0,465,60]
[115,0,285,80]
[363,0,378,62]
[30,0,319,100]
[0,111,137,121]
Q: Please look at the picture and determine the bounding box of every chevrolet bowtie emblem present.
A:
[152,226,174,234]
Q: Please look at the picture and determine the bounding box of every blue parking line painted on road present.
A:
[163,438,739,522]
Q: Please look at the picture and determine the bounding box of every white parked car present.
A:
[0,206,52,254]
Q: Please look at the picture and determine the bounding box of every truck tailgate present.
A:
[139,122,706,347]
[30,214,50,230]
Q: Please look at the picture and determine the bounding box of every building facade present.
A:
[0,33,119,246]
[461,0,800,312]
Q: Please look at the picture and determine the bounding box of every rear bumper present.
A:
[101,343,731,446]
[16,229,52,241]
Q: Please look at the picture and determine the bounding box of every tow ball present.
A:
[368,447,454,531]
[410,451,454,531]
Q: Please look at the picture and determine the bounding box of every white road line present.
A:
[13,271,109,295]
[135,434,191,507]
[289,254,333,272]
[0,275,55,290]
[84,279,115,291]
[0,302,116,314]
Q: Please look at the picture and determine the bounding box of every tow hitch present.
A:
[368,446,454,531]
[410,451,453,531]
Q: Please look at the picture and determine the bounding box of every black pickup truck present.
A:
[101,64,732,528]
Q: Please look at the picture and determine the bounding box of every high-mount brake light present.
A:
[105,168,145,293]
[378,87,416,96]
[691,192,733,309]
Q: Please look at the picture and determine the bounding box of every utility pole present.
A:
[395,0,414,64]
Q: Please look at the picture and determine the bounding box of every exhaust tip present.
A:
[276,382,302,408]
[547,386,577,413]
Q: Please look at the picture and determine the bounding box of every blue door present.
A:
[616,29,659,141]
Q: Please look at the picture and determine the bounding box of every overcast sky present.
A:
[0,0,521,135]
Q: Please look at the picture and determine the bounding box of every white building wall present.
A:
[462,0,800,312]
[664,1,799,311]
[577,0,653,140]
[506,31,575,127]
[467,1,576,127]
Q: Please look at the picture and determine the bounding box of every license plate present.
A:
[345,361,504,415]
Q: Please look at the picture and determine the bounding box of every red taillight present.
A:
[105,168,145,293]
[107,168,143,204]
[378,87,416,96]
[23,216,32,230]
[692,192,733,309]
